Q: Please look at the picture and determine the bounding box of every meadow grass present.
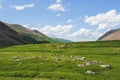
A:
[0,41,120,80]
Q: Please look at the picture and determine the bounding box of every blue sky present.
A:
[0,0,120,41]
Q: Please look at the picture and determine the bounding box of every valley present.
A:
[0,41,120,80]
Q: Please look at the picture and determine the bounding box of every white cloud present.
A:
[27,24,103,41]
[67,29,103,41]
[40,25,73,37]
[10,3,34,10]
[90,31,103,39]
[85,10,120,30]
[47,3,65,12]
[71,28,91,37]
[47,0,66,16]
[22,24,30,28]
[0,0,4,9]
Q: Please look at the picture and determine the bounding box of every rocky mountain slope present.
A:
[98,29,120,41]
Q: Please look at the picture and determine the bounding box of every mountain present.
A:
[51,37,72,43]
[98,29,120,41]
[0,21,27,47]
[6,23,53,43]
[5,23,72,43]
[0,21,52,47]
[0,21,72,47]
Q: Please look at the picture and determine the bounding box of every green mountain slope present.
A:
[0,21,73,47]
[0,21,52,47]
[51,37,72,43]
[6,23,53,43]
[6,23,72,43]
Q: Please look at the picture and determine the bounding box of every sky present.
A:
[0,0,120,41]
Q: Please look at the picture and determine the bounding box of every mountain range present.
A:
[0,21,72,47]
[1,20,120,47]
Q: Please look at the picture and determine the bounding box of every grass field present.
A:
[0,41,120,80]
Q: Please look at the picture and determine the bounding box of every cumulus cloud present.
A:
[47,0,66,17]
[47,0,66,13]
[27,24,103,41]
[67,29,103,41]
[40,25,73,37]
[85,10,120,30]
[71,28,91,37]
[10,3,34,10]
[47,3,65,12]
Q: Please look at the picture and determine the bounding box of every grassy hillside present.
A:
[0,21,52,48]
[51,37,72,43]
[0,41,120,80]
[6,24,53,42]
[6,23,71,43]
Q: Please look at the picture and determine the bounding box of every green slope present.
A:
[0,41,120,80]
[6,23,53,43]
[0,21,52,48]
[6,23,72,43]
[51,37,72,43]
